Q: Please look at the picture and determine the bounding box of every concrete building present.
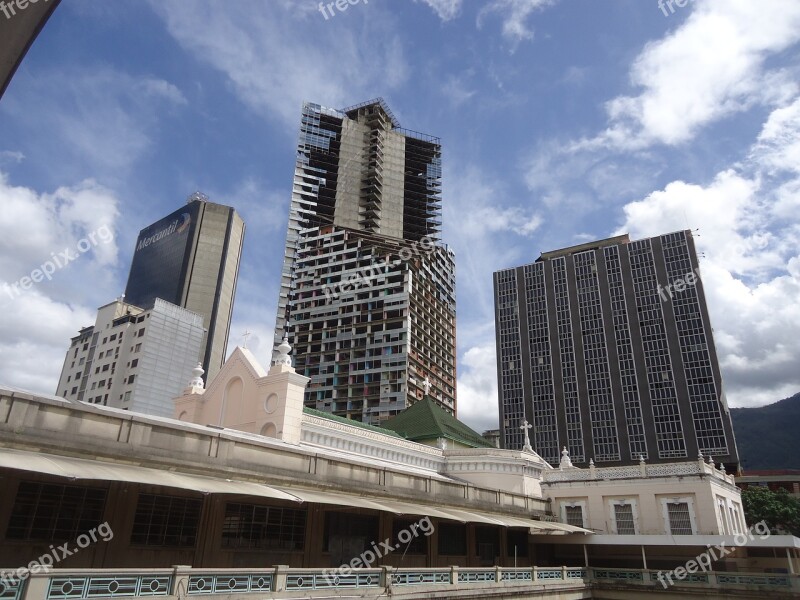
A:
[273,99,456,424]
[124,192,245,381]
[494,231,739,472]
[56,298,204,416]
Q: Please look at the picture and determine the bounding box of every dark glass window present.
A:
[222,503,306,550]
[323,512,379,553]
[130,494,202,547]
[6,481,107,542]
[437,522,466,556]
[391,518,426,555]
[506,528,529,557]
[474,526,500,560]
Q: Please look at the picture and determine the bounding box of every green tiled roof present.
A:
[303,407,402,438]
[381,397,494,448]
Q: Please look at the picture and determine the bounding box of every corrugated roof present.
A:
[381,397,494,448]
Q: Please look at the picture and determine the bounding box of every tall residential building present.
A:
[56,298,205,416]
[273,99,456,424]
[494,231,739,471]
[124,193,245,381]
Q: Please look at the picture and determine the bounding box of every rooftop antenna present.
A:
[187,190,209,204]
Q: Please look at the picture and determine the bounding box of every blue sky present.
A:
[1,0,799,433]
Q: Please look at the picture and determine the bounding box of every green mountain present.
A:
[731,392,800,471]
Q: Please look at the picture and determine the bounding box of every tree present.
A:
[741,486,800,536]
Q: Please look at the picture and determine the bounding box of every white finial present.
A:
[184,363,205,394]
[520,420,533,452]
[707,455,714,465]
[639,454,646,464]
[589,458,595,467]
[560,446,574,469]
[719,462,725,472]
[242,330,251,349]
[274,336,292,367]
[422,377,432,395]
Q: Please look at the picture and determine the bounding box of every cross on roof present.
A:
[422,377,432,395]
[241,330,251,349]
[520,419,533,452]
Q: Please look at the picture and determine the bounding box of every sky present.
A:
[1,0,799,434]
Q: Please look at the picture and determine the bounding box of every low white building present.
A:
[56,297,205,416]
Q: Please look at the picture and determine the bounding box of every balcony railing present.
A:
[6,566,797,599]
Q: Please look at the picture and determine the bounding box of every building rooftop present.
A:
[382,397,494,448]
[303,407,402,438]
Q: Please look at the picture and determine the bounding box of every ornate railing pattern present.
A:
[500,569,531,582]
[13,566,796,598]
[391,570,449,586]
[46,575,172,599]
[0,578,25,600]
[187,574,273,594]
[458,570,495,583]
[543,459,735,485]
[286,571,380,590]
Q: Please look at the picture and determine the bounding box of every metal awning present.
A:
[0,447,592,534]
[0,447,298,501]
[530,520,593,534]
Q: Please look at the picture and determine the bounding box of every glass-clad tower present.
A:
[274,99,456,424]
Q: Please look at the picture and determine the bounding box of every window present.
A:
[79,357,84,365]
[221,503,306,550]
[123,391,131,402]
[127,375,135,385]
[130,359,138,369]
[6,481,107,542]
[506,529,529,557]
[613,504,636,535]
[130,494,202,547]
[438,522,467,555]
[475,526,500,561]
[564,505,584,528]
[323,512,378,553]
[70,386,77,395]
[392,518,426,555]
[134,343,142,353]
[138,329,145,337]
[102,364,109,372]
[664,500,694,535]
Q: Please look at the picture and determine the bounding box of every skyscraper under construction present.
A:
[273,99,456,425]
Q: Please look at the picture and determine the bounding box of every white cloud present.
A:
[416,0,462,21]
[0,174,122,396]
[615,98,800,407]
[478,0,555,47]
[456,338,500,433]
[148,1,409,132]
[1,69,186,177]
[582,0,800,150]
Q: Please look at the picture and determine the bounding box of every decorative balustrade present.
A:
[7,566,796,599]
[543,458,735,484]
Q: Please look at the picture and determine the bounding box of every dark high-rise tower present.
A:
[125,193,245,381]
[494,231,739,471]
[274,99,456,424]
